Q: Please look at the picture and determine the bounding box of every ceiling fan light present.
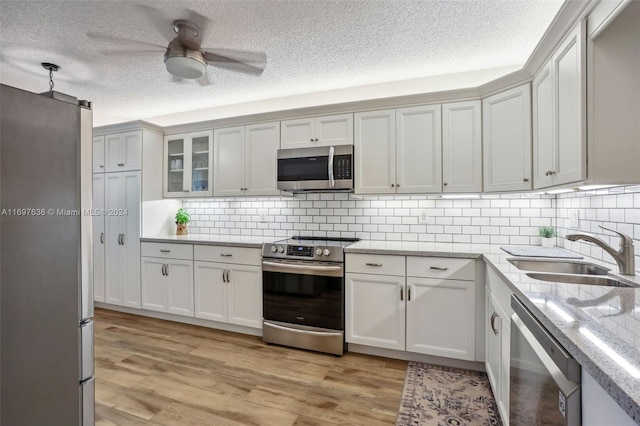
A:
[164,56,206,80]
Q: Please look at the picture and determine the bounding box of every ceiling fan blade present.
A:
[133,4,175,42]
[87,32,166,50]
[98,49,162,56]
[203,49,267,76]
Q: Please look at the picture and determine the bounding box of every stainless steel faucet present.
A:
[566,225,636,275]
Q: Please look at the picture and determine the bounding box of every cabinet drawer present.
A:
[194,245,261,265]
[346,254,405,276]
[407,256,475,281]
[141,242,193,260]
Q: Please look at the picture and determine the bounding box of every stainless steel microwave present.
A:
[277,145,354,192]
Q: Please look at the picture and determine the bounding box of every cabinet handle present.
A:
[400,287,404,301]
[165,264,169,276]
[100,233,104,244]
[117,234,122,245]
[99,165,104,168]
[118,163,124,167]
[523,178,529,182]
[443,182,448,186]
[121,234,125,245]
[160,249,170,253]
[408,286,411,301]
[430,266,449,271]
[220,253,233,257]
[365,262,382,267]
[490,312,499,335]
[226,270,230,283]
[183,189,190,193]
[161,264,165,276]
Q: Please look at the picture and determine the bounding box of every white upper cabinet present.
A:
[354,109,396,194]
[93,135,105,173]
[355,106,442,195]
[105,131,142,172]
[214,122,279,197]
[483,84,532,192]
[533,23,585,189]
[442,100,482,193]
[164,130,213,198]
[280,113,353,149]
[396,105,442,193]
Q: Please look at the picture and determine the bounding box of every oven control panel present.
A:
[287,245,314,257]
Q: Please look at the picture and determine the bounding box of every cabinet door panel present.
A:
[214,126,245,196]
[104,173,123,305]
[194,261,228,322]
[280,118,315,149]
[93,136,105,172]
[483,84,532,192]
[396,105,442,193]
[442,101,482,192]
[354,110,396,194]
[104,134,123,172]
[166,260,194,317]
[141,257,167,312]
[92,175,105,302]
[406,277,475,360]
[554,27,584,185]
[245,122,279,195]
[227,265,262,329]
[122,172,141,308]
[345,273,405,350]
[190,133,213,196]
[485,287,502,402]
[533,62,555,189]
[164,135,187,196]
[122,131,142,171]
[316,114,353,146]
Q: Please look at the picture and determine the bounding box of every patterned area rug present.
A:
[396,362,502,426]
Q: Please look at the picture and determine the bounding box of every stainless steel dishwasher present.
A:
[510,295,581,425]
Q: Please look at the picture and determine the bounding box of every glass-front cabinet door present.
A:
[164,131,213,197]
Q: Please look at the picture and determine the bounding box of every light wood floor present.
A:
[94,308,408,425]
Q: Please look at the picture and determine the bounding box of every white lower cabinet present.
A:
[346,254,477,361]
[141,257,194,317]
[485,267,514,425]
[194,245,262,329]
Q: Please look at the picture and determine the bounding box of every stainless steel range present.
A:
[261,236,359,355]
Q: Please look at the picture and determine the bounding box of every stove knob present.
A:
[323,248,331,256]
[315,248,323,256]
[277,246,285,253]
[270,246,277,253]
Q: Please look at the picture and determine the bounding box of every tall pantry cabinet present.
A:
[93,122,178,308]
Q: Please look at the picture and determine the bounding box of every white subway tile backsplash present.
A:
[183,187,637,265]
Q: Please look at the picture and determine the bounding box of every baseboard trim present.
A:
[94,302,262,337]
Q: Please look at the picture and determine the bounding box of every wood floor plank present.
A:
[94,308,407,425]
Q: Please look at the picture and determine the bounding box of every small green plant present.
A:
[539,226,557,238]
[175,208,190,224]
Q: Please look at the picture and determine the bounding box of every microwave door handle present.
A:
[328,146,335,188]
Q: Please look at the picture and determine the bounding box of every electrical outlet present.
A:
[569,210,579,228]
[258,209,268,223]
[418,211,429,224]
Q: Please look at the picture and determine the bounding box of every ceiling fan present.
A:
[88,5,267,82]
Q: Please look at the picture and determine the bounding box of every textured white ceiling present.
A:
[0,0,564,127]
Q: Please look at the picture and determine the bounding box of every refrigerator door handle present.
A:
[80,376,95,426]
[80,320,94,381]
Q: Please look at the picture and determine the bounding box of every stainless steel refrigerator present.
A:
[0,84,95,425]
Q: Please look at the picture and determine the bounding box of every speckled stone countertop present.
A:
[141,234,277,248]
[346,241,640,423]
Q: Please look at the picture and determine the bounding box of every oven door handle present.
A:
[262,260,344,277]
[264,321,343,337]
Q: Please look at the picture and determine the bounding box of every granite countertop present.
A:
[141,234,277,248]
[348,240,640,423]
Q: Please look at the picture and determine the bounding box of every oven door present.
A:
[262,258,344,330]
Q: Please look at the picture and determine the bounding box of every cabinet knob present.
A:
[391,183,395,188]
[523,178,529,182]
[396,183,400,188]
[183,189,190,192]
[310,138,314,142]
[443,182,448,186]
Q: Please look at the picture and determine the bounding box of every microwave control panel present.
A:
[334,155,352,180]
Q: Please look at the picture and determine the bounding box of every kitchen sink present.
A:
[508,258,610,275]
[525,272,638,287]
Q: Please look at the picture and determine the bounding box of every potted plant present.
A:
[539,226,556,248]
[175,208,190,235]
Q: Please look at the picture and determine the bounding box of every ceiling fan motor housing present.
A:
[164,21,207,79]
